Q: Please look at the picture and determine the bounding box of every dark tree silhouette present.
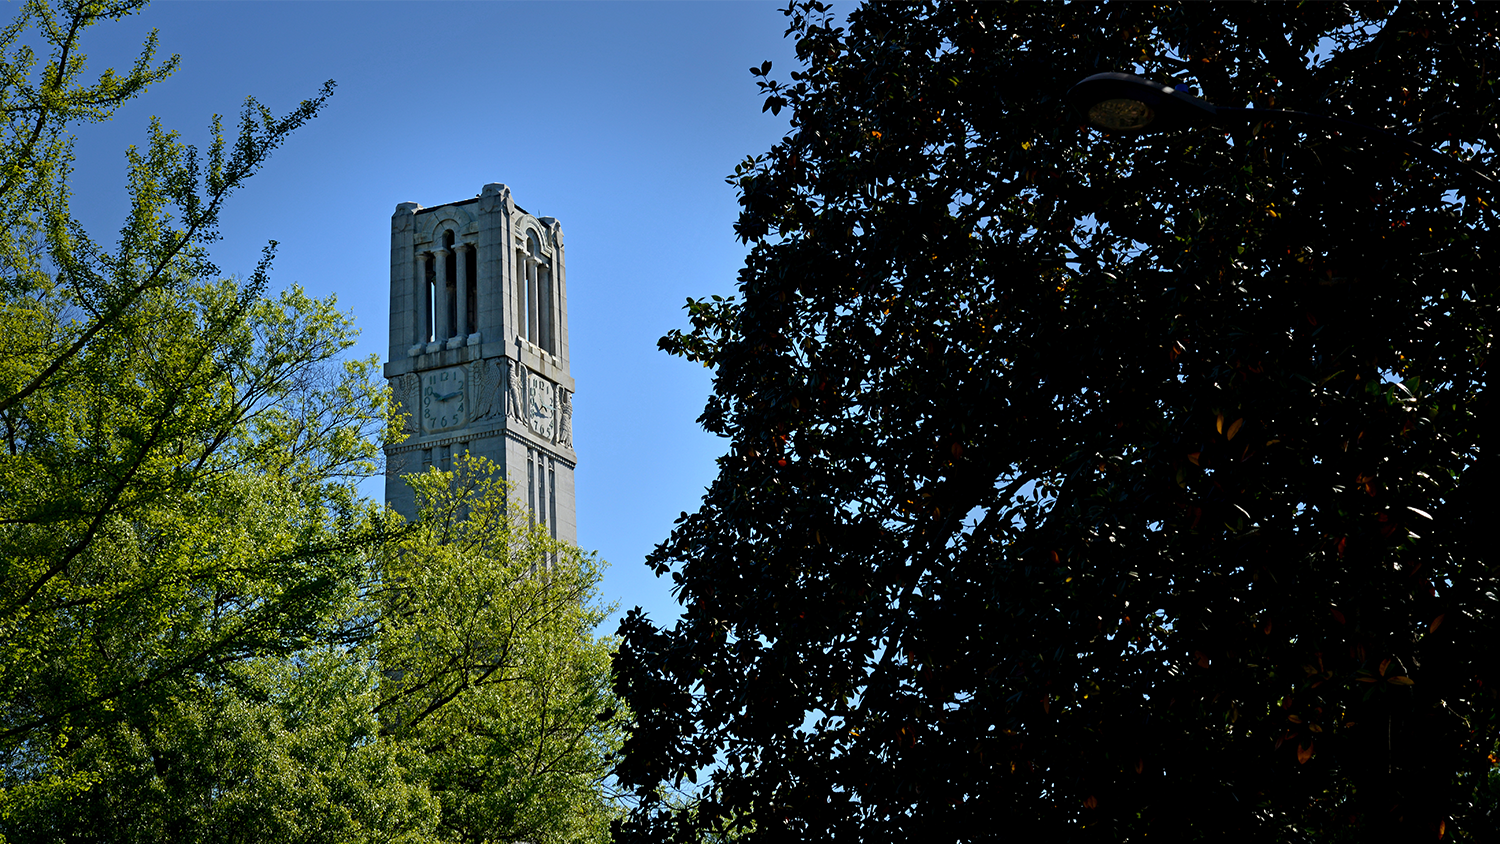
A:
[615,3,1500,841]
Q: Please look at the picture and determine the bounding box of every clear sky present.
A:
[65,0,817,633]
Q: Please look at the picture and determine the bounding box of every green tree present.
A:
[613,2,1500,841]
[0,0,377,826]
[0,3,620,841]
[4,454,621,844]
[380,458,622,844]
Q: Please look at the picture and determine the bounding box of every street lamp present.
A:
[1065,72,1218,133]
[1065,71,1496,194]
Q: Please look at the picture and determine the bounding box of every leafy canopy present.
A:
[614,2,1500,841]
[0,3,620,842]
[378,458,623,844]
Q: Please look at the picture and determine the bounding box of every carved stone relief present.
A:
[394,373,421,437]
[557,389,573,448]
[470,357,505,422]
[479,183,510,214]
[506,359,525,422]
[539,216,563,249]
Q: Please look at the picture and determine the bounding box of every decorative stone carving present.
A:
[393,202,418,231]
[470,357,505,422]
[394,373,421,437]
[506,359,525,421]
[527,371,556,441]
[479,182,510,214]
[557,389,573,449]
[416,209,475,244]
[539,216,563,249]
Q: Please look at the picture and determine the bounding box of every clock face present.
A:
[528,372,555,440]
[421,366,467,434]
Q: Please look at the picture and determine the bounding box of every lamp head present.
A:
[1066,72,1219,133]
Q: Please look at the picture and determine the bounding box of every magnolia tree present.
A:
[614,3,1500,841]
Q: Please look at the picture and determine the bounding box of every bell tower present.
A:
[383,183,576,544]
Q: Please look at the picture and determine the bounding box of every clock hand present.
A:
[435,389,463,401]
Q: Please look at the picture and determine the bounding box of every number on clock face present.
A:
[527,371,555,440]
[421,367,466,433]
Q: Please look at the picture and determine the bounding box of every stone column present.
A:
[531,250,549,343]
[391,202,419,362]
[550,223,570,373]
[431,246,451,352]
[414,251,430,354]
[477,183,512,351]
[455,242,470,345]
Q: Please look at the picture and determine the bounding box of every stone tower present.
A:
[383,183,576,544]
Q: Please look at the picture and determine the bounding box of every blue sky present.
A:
[66,0,818,632]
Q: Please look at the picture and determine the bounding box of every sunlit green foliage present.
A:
[0,3,618,841]
[381,459,621,844]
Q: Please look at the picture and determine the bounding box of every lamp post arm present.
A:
[1215,106,1498,196]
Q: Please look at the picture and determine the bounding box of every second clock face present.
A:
[421,366,467,434]
[528,371,555,441]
